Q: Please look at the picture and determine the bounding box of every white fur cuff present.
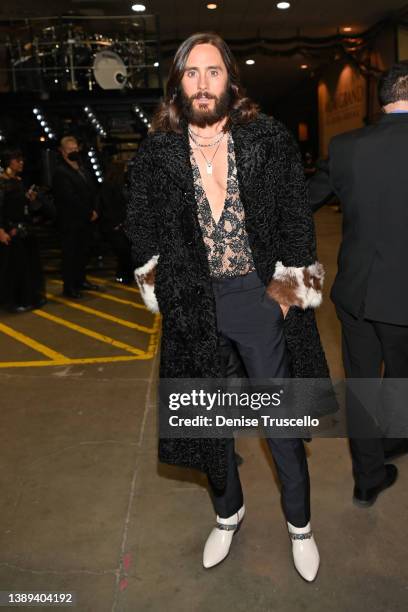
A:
[267,261,324,309]
[134,254,160,313]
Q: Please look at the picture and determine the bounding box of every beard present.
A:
[180,88,231,127]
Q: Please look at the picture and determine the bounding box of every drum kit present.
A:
[6,22,153,92]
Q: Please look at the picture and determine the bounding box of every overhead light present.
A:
[131,3,146,11]
[33,108,39,115]
[300,64,308,69]
[276,1,291,9]
[207,3,218,8]
[40,136,46,142]
[154,61,159,67]
[343,26,352,32]
[246,59,255,65]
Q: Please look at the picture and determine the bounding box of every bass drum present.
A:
[92,50,127,90]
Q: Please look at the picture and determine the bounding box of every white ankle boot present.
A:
[287,521,320,582]
[203,505,245,569]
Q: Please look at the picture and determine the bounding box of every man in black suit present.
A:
[53,136,99,298]
[309,63,408,507]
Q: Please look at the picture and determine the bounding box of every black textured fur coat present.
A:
[126,112,330,488]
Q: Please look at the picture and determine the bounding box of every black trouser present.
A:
[207,271,310,528]
[102,227,134,280]
[336,305,408,490]
[0,233,45,309]
[61,225,92,292]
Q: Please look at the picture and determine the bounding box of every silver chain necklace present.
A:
[188,128,225,148]
[190,131,226,175]
[188,126,224,139]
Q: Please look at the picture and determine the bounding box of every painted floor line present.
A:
[0,354,156,369]
[0,321,67,361]
[48,280,148,311]
[86,290,147,310]
[46,293,156,334]
[146,315,161,356]
[87,275,140,294]
[34,309,146,356]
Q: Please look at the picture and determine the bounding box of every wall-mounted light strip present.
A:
[88,148,103,184]
[84,106,107,138]
[133,105,151,129]
[32,108,55,140]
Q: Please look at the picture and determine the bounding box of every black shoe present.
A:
[10,304,32,313]
[353,464,398,507]
[384,440,408,461]
[63,290,83,299]
[79,281,99,291]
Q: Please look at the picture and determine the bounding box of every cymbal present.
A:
[81,39,112,46]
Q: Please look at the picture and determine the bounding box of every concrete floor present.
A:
[0,207,407,612]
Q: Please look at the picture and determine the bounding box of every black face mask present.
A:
[67,151,81,162]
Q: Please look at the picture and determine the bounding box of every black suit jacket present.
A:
[309,113,408,325]
[52,160,96,231]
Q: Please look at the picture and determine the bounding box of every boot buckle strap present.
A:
[289,531,313,541]
[216,522,238,531]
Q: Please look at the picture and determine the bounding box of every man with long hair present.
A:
[126,33,329,582]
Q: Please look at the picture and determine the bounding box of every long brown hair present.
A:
[151,32,259,133]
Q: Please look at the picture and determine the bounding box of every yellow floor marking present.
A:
[45,293,156,334]
[48,280,147,311]
[87,275,140,294]
[35,309,145,355]
[146,315,161,355]
[0,321,67,361]
[86,290,147,309]
[0,354,155,369]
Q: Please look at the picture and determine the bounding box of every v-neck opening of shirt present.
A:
[190,133,231,227]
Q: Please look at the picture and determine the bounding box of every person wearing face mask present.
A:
[52,136,99,299]
[0,148,46,312]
